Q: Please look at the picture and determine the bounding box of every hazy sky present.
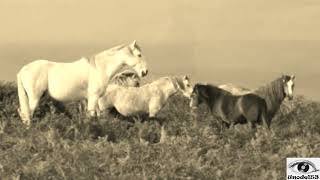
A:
[1,0,320,44]
[0,0,320,100]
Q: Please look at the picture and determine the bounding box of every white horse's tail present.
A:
[17,73,31,124]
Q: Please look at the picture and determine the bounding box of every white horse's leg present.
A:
[97,97,105,112]
[26,85,44,120]
[17,74,31,125]
[95,104,101,117]
[28,96,41,118]
[87,94,99,117]
[18,74,44,125]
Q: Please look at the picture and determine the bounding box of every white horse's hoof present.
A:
[87,110,97,117]
[22,120,31,127]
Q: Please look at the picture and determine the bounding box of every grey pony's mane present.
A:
[253,77,285,119]
[110,70,140,86]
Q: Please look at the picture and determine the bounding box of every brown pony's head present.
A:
[189,84,209,109]
[282,74,295,100]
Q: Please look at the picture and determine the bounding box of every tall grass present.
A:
[0,81,319,179]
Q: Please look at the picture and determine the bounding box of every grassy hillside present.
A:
[0,81,319,179]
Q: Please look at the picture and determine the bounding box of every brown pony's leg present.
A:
[261,112,271,130]
[223,121,231,128]
[248,121,256,129]
[259,101,270,129]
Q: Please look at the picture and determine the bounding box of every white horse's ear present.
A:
[130,40,137,50]
[87,56,96,68]
[291,74,295,80]
[183,75,189,81]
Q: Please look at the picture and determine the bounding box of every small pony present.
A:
[190,84,270,129]
[219,74,296,120]
[17,41,148,125]
[98,76,193,118]
[90,69,141,115]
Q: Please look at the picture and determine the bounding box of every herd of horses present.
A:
[16,41,296,129]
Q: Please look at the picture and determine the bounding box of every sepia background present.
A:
[0,0,319,100]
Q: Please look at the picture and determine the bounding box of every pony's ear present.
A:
[291,74,295,80]
[130,40,137,50]
[175,79,185,90]
[183,75,189,81]
[282,74,286,82]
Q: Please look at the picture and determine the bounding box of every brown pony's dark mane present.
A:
[199,84,232,96]
[194,83,233,104]
[254,76,287,119]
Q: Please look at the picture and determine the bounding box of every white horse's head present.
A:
[91,40,148,78]
[125,40,148,78]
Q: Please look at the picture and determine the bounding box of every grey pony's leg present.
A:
[149,97,162,119]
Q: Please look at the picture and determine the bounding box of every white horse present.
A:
[97,76,193,118]
[17,41,148,125]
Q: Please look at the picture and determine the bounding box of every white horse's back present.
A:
[47,59,90,101]
[19,58,90,102]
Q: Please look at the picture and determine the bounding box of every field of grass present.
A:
[0,81,320,179]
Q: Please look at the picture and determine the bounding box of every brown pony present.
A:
[219,75,296,120]
[190,83,270,129]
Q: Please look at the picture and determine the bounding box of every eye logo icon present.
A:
[288,160,320,174]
